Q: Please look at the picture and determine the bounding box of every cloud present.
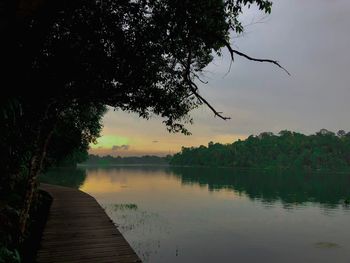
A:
[112,144,130,151]
[90,135,129,150]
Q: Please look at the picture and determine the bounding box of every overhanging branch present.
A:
[183,48,230,121]
[187,77,231,120]
[224,41,291,76]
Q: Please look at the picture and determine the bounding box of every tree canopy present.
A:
[6,0,281,132]
[170,130,350,170]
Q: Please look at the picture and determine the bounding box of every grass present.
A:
[113,204,138,211]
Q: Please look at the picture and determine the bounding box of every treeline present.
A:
[170,129,350,170]
[81,154,171,165]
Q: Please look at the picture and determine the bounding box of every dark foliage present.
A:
[171,129,350,170]
[82,154,170,166]
[39,168,87,189]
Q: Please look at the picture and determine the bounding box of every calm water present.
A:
[41,166,350,263]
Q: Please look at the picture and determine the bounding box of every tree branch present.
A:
[192,72,208,84]
[224,41,291,76]
[183,44,230,120]
[187,78,231,120]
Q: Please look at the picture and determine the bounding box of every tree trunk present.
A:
[18,111,57,236]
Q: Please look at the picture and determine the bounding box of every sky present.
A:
[90,0,350,157]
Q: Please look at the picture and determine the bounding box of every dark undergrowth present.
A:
[0,189,52,263]
[20,190,52,263]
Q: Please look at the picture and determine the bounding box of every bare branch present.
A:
[224,41,291,76]
[225,41,235,61]
[183,46,230,120]
[192,72,208,84]
[242,15,270,29]
[223,59,233,77]
[187,78,231,120]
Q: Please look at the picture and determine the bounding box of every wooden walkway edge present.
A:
[37,184,141,263]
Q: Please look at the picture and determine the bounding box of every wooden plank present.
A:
[39,241,131,251]
[36,183,141,263]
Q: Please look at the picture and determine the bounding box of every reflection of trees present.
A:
[83,166,175,181]
[170,167,350,208]
[39,168,87,188]
[84,165,173,174]
[40,166,350,208]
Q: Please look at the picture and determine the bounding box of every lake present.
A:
[40,166,350,263]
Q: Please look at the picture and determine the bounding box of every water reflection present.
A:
[170,167,350,209]
[41,166,350,209]
[39,167,87,188]
[40,166,350,263]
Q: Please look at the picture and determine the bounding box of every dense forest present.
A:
[170,129,350,170]
[81,154,170,166]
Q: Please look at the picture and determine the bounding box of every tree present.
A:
[317,129,335,136]
[44,103,107,168]
[5,0,285,127]
[337,130,346,138]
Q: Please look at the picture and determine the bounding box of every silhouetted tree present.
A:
[45,103,106,168]
[1,1,288,259]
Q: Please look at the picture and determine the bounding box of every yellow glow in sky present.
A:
[88,108,248,157]
[90,135,129,150]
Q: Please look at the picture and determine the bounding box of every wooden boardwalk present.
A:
[37,184,141,263]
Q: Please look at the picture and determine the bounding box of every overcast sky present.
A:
[90,0,350,157]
